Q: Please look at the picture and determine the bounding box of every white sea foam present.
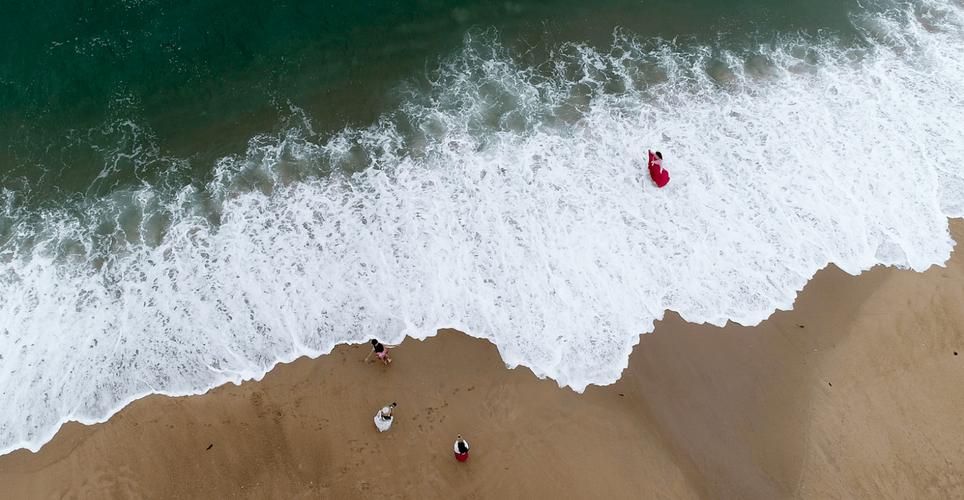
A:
[1,0,963,455]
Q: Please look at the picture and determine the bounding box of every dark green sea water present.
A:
[1,0,860,205]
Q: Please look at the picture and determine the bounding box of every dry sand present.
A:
[2,222,964,499]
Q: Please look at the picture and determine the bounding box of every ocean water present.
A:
[1,0,963,455]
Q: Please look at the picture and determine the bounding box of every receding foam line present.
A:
[1,0,963,455]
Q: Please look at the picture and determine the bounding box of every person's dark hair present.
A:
[655,151,663,159]
[391,402,397,407]
[458,441,469,454]
[370,339,378,346]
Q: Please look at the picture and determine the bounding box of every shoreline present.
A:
[0,221,962,498]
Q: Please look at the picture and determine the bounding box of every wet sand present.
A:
[2,222,963,499]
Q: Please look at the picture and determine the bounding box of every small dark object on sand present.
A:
[206,443,213,450]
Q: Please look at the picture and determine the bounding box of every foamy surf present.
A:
[1,0,962,455]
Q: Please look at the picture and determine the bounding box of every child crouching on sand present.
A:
[374,402,397,432]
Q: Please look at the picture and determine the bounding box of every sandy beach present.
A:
[1,221,963,499]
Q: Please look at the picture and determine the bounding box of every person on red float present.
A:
[647,150,670,188]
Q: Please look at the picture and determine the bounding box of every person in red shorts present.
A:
[648,150,670,188]
[453,435,470,462]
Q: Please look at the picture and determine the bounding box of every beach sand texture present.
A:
[1,221,963,499]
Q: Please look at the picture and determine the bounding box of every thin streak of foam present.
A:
[1,0,963,456]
